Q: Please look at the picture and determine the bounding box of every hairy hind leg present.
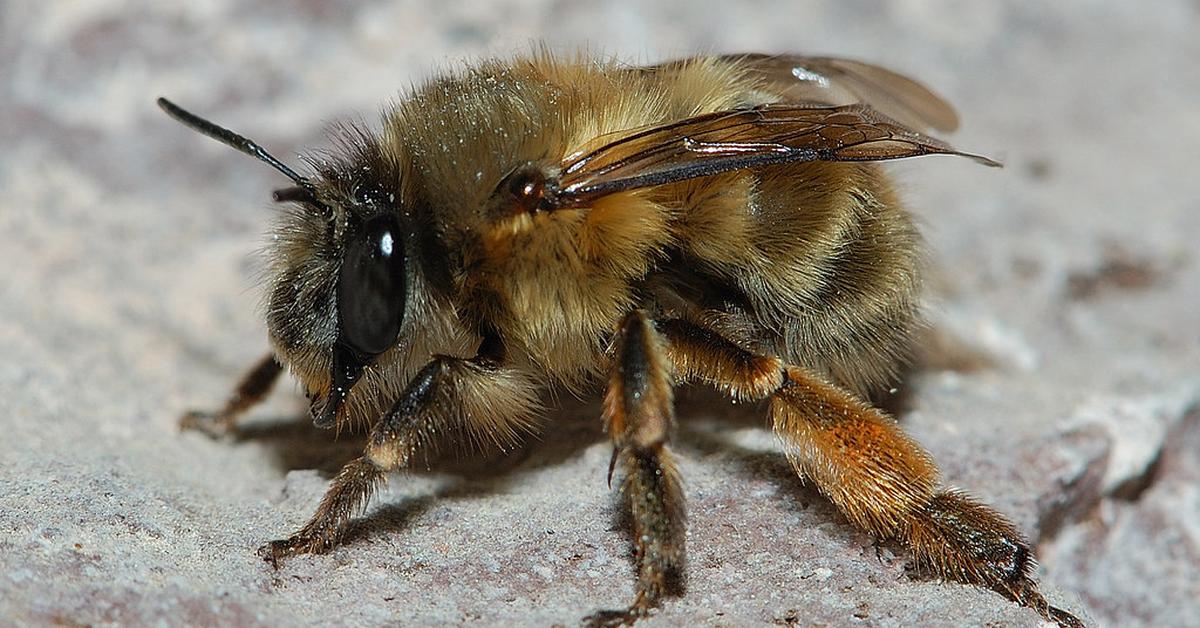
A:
[585,310,686,627]
[180,352,283,437]
[660,320,1082,628]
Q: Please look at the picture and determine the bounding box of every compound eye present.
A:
[337,215,406,357]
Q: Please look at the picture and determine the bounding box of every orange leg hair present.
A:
[659,319,1083,628]
[180,352,283,437]
[259,354,540,564]
[586,310,687,627]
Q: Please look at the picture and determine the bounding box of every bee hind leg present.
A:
[180,352,283,438]
[259,355,541,565]
[659,319,1084,628]
[584,310,686,627]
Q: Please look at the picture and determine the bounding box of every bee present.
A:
[161,51,1082,627]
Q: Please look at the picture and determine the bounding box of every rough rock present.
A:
[2,2,1198,626]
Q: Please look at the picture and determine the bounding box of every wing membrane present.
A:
[555,103,997,208]
[649,54,961,133]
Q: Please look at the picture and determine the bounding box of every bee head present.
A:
[158,98,421,430]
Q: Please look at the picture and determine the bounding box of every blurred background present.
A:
[2,2,1197,626]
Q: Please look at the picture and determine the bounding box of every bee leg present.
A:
[659,320,1083,628]
[906,491,1085,628]
[259,355,539,565]
[584,311,686,628]
[180,352,282,438]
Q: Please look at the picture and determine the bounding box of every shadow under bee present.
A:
[230,418,368,475]
[224,353,932,478]
[229,389,835,556]
[230,393,609,475]
[232,383,911,518]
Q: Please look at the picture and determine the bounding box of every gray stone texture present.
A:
[2,1,1197,626]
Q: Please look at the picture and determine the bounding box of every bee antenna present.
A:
[157,97,314,192]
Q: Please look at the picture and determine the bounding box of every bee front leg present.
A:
[659,320,1084,628]
[259,355,540,565]
[180,352,282,438]
[585,310,687,628]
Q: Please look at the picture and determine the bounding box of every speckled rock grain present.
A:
[2,2,1198,627]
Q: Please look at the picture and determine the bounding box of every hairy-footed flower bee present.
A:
[161,51,1082,627]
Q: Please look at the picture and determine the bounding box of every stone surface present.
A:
[2,1,1198,626]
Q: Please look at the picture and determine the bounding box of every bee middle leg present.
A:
[659,319,1083,628]
[585,310,687,628]
[259,355,539,564]
[180,352,283,438]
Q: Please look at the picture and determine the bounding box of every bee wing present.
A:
[649,54,961,134]
[554,103,997,208]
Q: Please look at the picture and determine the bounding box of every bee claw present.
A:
[179,410,236,439]
[257,540,286,568]
[257,535,325,569]
[581,606,648,628]
[606,447,620,488]
[1048,605,1086,628]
